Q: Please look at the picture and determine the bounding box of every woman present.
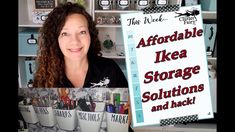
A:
[33,2,128,88]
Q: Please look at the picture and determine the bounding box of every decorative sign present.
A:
[34,0,57,10]
[120,5,214,127]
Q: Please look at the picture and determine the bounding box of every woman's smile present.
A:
[68,47,83,52]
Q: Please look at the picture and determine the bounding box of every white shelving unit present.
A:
[18,0,217,88]
[202,11,216,20]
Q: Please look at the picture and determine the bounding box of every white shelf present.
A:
[18,54,37,57]
[202,11,217,20]
[100,51,125,59]
[207,56,217,61]
[96,24,122,28]
[19,24,42,28]
[95,10,141,13]
[207,56,217,69]
[19,19,42,27]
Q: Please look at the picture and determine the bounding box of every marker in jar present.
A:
[55,99,60,109]
[75,99,79,108]
[89,96,96,112]
[113,93,120,106]
[60,101,64,109]
[118,104,125,114]
[64,98,71,107]
[78,98,91,111]
[42,96,47,107]
[106,104,115,113]
[70,100,75,110]
[37,98,42,106]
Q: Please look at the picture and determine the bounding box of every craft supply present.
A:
[113,93,120,106]
[106,104,115,113]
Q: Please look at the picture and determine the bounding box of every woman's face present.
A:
[58,13,90,61]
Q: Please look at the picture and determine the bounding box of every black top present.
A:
[60,56,128,88]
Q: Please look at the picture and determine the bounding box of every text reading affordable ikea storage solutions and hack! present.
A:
[120,5,214,127]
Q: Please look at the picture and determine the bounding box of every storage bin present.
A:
[34,106,56,127]
[106,112,128,132]
[54,108,78,131]
[18,101,39,124]
[19,28,39,56]
[77,110,104,132]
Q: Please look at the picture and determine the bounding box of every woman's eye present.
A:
[61,32,68,36]
[80,31,86,34]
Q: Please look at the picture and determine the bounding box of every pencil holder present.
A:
[106,112,128,132]
[33,106,56,127]
[19,101,38,124]
[76,110,104,132]
[54,108,77,131]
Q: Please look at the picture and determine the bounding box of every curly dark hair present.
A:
[33,2,101,88]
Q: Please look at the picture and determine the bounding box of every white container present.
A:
[135,0,151,10]
[54,108,77,131]
[19,102,38,124]
[77,110,104,132]
[106,112,128,132]
[34,106,56,127]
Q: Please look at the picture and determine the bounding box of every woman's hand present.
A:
[124,96,132,126]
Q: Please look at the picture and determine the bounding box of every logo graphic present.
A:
[175,7,200,25]
[90,77,110,88]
